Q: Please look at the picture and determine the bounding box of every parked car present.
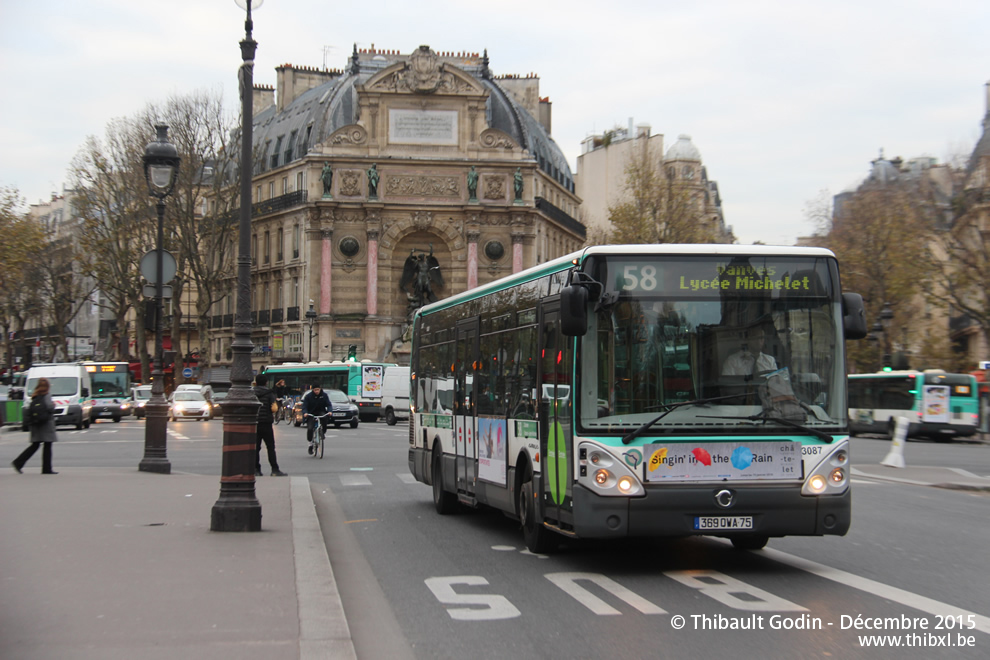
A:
[131,386,152,418]
[169,391,212,422]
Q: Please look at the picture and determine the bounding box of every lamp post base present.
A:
[140,398,171,474]
[210,494,262,532]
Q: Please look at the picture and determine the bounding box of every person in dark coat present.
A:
[12,378,58,474]
[253,374,286,477]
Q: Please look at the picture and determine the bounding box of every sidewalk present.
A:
[0,468,356,660]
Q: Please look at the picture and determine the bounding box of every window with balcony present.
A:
[264,231,270,264]
[277,228,284,262]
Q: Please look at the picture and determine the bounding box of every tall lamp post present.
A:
[212,0,263,531]
[305,302,317,362]
[140,125,180,474]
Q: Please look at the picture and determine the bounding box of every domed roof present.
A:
[665,134,702,161]
[250,48,573,190]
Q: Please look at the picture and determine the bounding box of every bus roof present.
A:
[263,361,395,371]
[416,243,838,319]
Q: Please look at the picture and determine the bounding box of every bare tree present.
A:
[0,186,46,373]
[607,145,722,245]
[149,90,240,379]
[70,117,156,378]
[823,185,935,372]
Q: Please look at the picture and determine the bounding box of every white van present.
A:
[22,363,93,430]
[380,366,410,426]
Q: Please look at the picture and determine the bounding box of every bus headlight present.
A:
[802,440,850,496]
[578,441,644,497]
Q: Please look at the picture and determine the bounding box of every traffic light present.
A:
[348,344,357,361]
[882,354,892,371]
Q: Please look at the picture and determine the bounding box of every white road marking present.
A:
[546,573,666,615]
[339,474,371,487]
[758,546,990,635]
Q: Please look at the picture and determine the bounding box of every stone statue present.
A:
[400,245,444,308]
[367,163,380,199]
[321,162,333,198]
[513,167,523,202]
[467,166,478,202]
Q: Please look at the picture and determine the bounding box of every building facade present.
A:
[208,46,585,371]
[576,124,733,243]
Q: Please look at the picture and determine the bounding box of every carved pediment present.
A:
[365,46,486,96]
[479,128,519,150]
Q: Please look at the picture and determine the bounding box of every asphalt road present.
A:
[3,418,988,659]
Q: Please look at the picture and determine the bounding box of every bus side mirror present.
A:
[560,285,588,336]
[842,292,867,340]
[81,387,90,397]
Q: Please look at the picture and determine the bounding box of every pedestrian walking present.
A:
[12,378,58,474]
[253,374,286,477]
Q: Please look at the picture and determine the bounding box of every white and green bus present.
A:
[408,245,867,552]
[261,360,395,422]
[848,370,979,441]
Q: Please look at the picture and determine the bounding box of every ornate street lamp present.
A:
[305,302,317,362]
[212,0,264,531]
[140,125,180,474]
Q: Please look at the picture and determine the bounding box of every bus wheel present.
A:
[432,446,458,515]
[518,469,559,554]
[731,535,769,550]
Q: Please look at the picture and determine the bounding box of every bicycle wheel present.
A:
[273,405,281,425]
[318,425,326,458]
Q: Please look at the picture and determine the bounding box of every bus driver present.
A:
[722,327,777,376]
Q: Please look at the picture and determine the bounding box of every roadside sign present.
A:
[142,285,173,298]
[140,250,177,284]
[182,368,193,378]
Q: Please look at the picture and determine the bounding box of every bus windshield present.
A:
[577,255,846,434]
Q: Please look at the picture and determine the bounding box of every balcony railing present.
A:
[258,310,270,325]
[287,306,300,321]
[212,314,223,329]
[271,308,284,323]
[251,190,308,218]
[535,196,586,239]
[223,314,234,328]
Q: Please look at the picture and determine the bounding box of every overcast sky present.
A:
[1,0,987,244]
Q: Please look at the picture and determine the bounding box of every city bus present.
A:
[83,361,133,422]
[848,370,979,441]
[261,360,395,422]
[408,245,867,552]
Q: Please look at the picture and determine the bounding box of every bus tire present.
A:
[385,407,397,426]
[432,445,458,515]
[730,534,769,550]
[517,466,559,554]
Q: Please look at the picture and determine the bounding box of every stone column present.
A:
[467,229,481,290]
[367,229,379,316]
[320,229,333,315]
[512,233,525,273]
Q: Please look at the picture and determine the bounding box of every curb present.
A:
[291,476,357,660]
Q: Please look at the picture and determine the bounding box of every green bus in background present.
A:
[261,360,395,422]
[848,370,979,441]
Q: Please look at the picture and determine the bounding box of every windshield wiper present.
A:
[698,412,836,442]
[621,393,754,445]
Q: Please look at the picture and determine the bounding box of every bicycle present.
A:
[273,399,282,425]
[308,412,330,459]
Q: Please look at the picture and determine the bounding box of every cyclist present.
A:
[302,383,331,455]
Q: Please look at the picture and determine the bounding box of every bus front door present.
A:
[455,321,478,502]
[538,302,574,530]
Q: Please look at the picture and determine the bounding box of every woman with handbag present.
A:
[12,377,58,474]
